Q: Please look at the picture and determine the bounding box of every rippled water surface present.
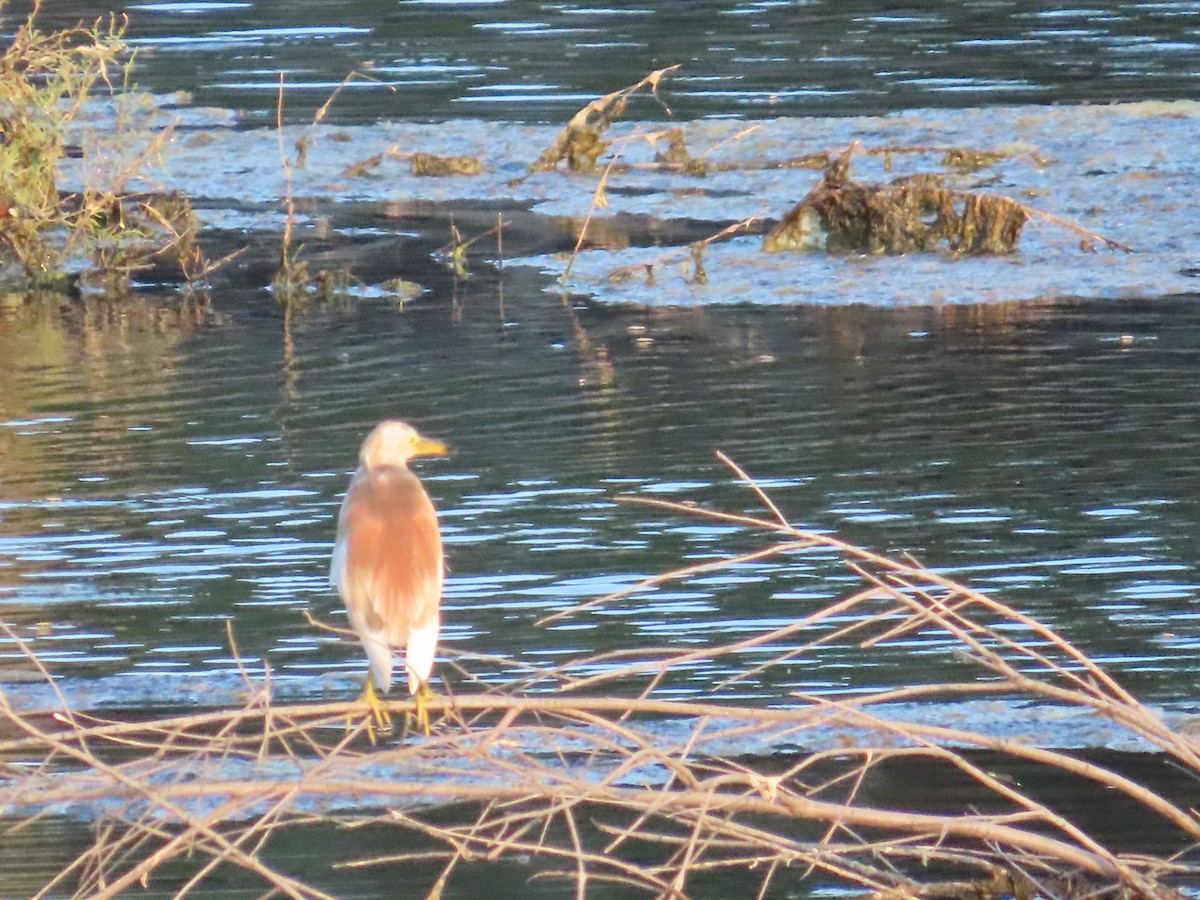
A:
[4,283,1200,711]
[4,0,1200,765]
[4,2,1200,896]
[20,0,1200,123]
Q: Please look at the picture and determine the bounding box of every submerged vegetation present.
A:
[1,457,1198,898]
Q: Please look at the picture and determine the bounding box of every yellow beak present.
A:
[412,436,451,457]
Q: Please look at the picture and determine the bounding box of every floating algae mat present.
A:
[99,98,1200,306]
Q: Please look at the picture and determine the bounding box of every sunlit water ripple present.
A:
[2,288,1200,715]
[17,0,1200,123]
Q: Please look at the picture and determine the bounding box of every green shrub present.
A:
[0,2,199,292]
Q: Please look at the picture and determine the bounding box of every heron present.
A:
[330,420,448,736]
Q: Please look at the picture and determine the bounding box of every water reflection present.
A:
[20,1,1200,123]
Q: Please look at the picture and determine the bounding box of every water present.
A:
[3,278,1199,711]
[16,0,1200,123]
[4,2,1200,896]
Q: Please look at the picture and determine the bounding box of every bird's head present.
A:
[359,420,450,469]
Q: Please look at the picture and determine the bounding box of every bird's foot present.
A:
[349,679,392,744]
[408,683,434,737]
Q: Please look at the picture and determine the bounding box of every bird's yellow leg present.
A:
[347,678,392,743]
[365,678,393,733]
[412,682,434,736]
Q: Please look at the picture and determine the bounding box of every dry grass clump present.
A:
[2,455,1199,899]
[530,65,680,174]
